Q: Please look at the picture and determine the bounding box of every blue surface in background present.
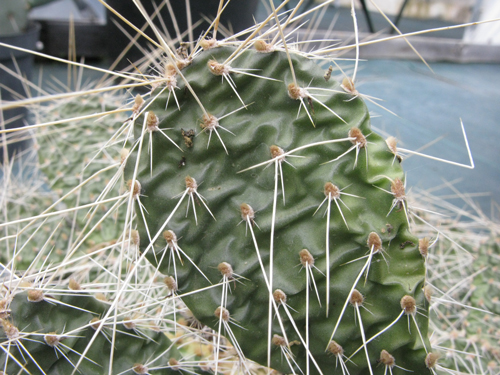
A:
[353,59,500,213]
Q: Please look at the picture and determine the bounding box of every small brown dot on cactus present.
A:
[240,203,255,222]
[200,113,219,132]
[2,320,20,340]
[90,317,102,330]
[127,180,141,198]
[254,39,274,53]
[163,230,177,246]
[419,237,430,258]
[424,285,432,303]
[425,352,439,369]
[200,37,218,50]
[146,111,159,132]
[168,358,181,371]
[27,289,44,303]
[164,276,177,292]
[341,77,358,95]
[287,83,308,100]
[132,363,148,374]
[132,94,144,114]
[299,249,314,267]
[349,127,367,148]
[273,289,287,305]
[271,334,287,347]
[129,229,140,246]
[120,148,129,165]
[68,278,81,290]
[327,340,344,356]
[214,306,230,322]
[391,178,406,200]
[44,332,61,347]
[324,182,340,199]
[218,262,234,279]
[207,59,230,76]
[367,232,382,253]
[181,128,195,148]
[379,350,395,367]
[185,176,197,192]
[401,295,416,315]
[270,145,285,160]
[95,293,107,302]
[349,289,364,306]
[123,316,136,330]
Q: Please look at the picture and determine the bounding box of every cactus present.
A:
[1,1,499,374]
[125,41,430,374]
[1,289,181,374]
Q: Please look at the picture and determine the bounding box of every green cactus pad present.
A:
[1,290,180,374]
[126,45,430,374]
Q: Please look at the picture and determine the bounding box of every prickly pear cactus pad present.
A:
[1,291,180,374]
[127,45,430,374]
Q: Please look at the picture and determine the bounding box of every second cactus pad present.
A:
[128,45,430,374]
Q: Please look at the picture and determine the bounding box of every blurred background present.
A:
[1,0,499,215]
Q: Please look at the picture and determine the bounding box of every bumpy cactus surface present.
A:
[127,44,430,374]
[1,290,180,374]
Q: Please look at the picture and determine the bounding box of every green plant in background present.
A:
[0,0,58,35]
[410,190,500,375]
[0,91,127,269]
[0,0,498,374]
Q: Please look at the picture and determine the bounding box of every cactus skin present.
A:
[128,45,430,374]
[1,291,180,374]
